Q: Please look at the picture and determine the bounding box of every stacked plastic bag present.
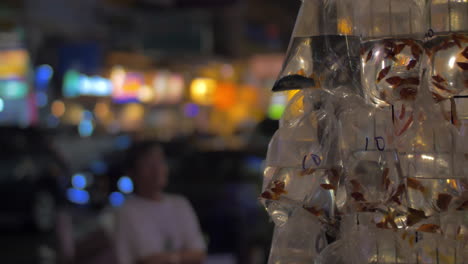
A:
[260,0,468,263]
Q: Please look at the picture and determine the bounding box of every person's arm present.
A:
[178,197,206,263]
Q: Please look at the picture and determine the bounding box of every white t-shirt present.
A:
[115,194,206,264]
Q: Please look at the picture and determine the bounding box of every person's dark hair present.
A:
[125,140,163,174]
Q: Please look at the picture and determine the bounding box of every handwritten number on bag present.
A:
[375,136,385,151]
[365,137,385,151]
[302,154,322,169]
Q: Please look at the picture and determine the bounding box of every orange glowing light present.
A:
[51,100,66,117]
[239,85,258,106]
[338,18,353,35]
[214,82,236,110]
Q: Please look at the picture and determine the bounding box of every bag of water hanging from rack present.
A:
[271,0,361,97]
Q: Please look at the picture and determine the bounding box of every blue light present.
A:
[90,160,108,174]
[36,92,48,107]
[36,65,53,90]
[117,176,134,194]
[37,65,53,82]
[80,76,92,94]
[66,188,90,205]
[91,76,112,96]
[109,192,125,207]
[115,135,131,150]
[0,98,3,112]
[78,119,94,137]
[72,173,87,189]
[184,103,199,117]
[83,110,93,120]
[46,115,60,128]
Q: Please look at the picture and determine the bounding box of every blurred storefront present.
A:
[50,51,286,150]
[0,0,301,150]
[0,23,36,126]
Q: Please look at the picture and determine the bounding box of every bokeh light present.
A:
[138,85,154,103]
[64,104,84,125]
[67,188,90,205]
[117,176,134,194]
[0,81,28,99]
[184,103,200,117]
[36,64,53,87]
[109,192,125,207]
[94,102,110,120]
[78,119,94,137]
[190,78,216,105]
[121,103,145,130]
[63,70,81,98]
[36,92,48,107]
[51,100,66,117]
[72,173,87,189]
[214,82,236,110]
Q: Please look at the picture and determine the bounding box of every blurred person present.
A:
[116,142,206,264]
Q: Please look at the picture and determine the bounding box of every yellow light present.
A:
[239,85,258,106]
[94,102,110,119]
[64,104,84,125]
[51,100,66,117]
[138,85,154,103]
[0,50,29,78]
[421,154,435,161]
[446,179,458,189]
[287,90,300,100]
[110,66,126,94]
[190,78,216,105]
[120,103,145,131]
[338,18,353,35]
[123,103,144,121]
[285,90,304,118]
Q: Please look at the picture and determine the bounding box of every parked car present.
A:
[0,127,69,232]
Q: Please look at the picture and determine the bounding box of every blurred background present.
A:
[0,0,302,263]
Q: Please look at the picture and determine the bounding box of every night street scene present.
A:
[0,0,300,263]
[1,0,468,264]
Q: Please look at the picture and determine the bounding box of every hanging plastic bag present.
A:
[272,0,361,99]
